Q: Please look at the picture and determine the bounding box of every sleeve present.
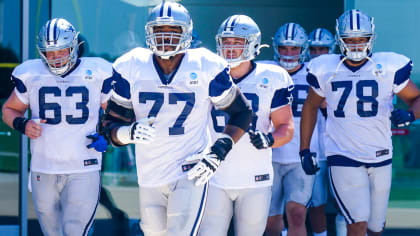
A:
[100,60,114,104]
[270,73,294,111]
[306,64,325,97]
[11,70,29,105]
[393,60,412,94]
[209,67,237,109]
[111,55,134,109]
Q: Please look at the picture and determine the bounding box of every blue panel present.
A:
[209,67,233,97]
[11,75,27,93]
[112,69,131,100]
[306,72,320,89]
[271,86,293,109]
[394,61,412,86]
[101,76,113,94]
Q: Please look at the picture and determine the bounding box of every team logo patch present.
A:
[84,69,93,80]
[373,63,384,78]
[376,149,389,157]
[188,72,199,85]
[84,158,98,166]
[182,163,197,172]
[255,174,270,182]
[258,77,269,88]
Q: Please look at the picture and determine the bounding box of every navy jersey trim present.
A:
[152,54,183,85]
[271,85,293,109]
[394,61,412,86]
[306,72,320,89]
[232,61,256,84]
[101,76,113,94]
[327,155,392,167]
[61,59,81,78]
[11,75,27,93]
[288,63,305,76]
[341,55,369,73]
[209,67,233,97]
[111,68,131,100]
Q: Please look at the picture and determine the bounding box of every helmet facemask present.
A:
[146,23,192,59]
[217,36,253,68]
[336,33,375,62]
[275,45,307,70]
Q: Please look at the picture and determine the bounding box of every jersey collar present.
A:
[288,63,305,76]
[152,54,184,85]
[61,59,81,78]
[232,61,256,85]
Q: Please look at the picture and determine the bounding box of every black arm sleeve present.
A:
[222,88,253,131]
[98,99,135,146]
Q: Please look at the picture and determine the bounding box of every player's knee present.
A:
[63,221,84,236]
[286,204,306,227]
[265,216,284,235]
[348,221,367,233]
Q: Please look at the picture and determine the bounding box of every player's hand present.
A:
[248,130,274,149]
[116,117,156,144]
[299,149,319,175]
[87,132,108,152]
[25,119,46,139]
[186,134,233,186]
[391,109,415,128]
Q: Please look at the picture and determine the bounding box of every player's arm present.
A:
[392,80,420,127]
[2,91,44,139]
[299,87,324,175]
[270,105,294,148]
[300,87,324,150]
[218,86,253,143]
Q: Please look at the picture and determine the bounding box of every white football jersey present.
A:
[111,47,236,187]
[261,62,321,164]
[12,57,113,174]
[307,52,412,163]
[208,62,293,189]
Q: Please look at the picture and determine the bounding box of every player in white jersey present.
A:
[198,15,294,236]
[262,22,321,236]
[306,27,336,236]
[300,10,420,236]
[2,18,112,236]
[98,3,252,236]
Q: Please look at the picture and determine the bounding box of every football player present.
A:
[99,2,252,236]
[306,27,336,236]
[198,15,294,236]
[300,9,420,236]
[261,22,322,236]
[2,18,112,235]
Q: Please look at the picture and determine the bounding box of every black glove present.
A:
[248,130,274,149]
[299,149,320,175]
[210,134,234,161]
[391,108,415,128]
